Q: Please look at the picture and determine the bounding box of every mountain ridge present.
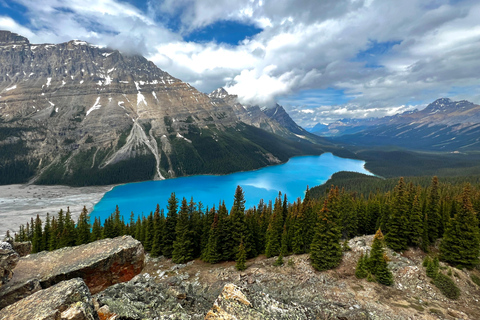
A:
[0,30,335,186]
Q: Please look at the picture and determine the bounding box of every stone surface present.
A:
[0,278,98,320]
[0,236,144,309]
[0,245,19,286]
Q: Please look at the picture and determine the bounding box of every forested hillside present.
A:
[13,176,480,289]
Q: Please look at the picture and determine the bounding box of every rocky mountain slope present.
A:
[313,98,480,151]
[0,30,334,186]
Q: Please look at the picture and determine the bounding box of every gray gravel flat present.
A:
[0,184,114,238]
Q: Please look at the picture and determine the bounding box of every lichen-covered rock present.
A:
[205,283,320,320]
[0,236,144,309]
[0,244,19,286]
[0,278,98,320]
[94,274,218,320]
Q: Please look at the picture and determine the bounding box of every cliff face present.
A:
[0,31,325,186]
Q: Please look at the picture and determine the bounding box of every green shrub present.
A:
[433,273,460,300]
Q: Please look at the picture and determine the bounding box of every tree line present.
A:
[14,176,480,285]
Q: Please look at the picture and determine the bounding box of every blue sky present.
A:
[1,0,480,126]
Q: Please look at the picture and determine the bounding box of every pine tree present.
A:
[42,213,51,251]
[407,192,423,247]
[265,193,284,258]
[367,229,393,286]
[375,254,394,286]
[203,213,222,263]
[355,253,368,279]
[440,184,480,269]
[172,198,194,264]
[144,213,154,252]
[48,217,58,251]
[230,186,253,258]
[235,239,247,271]
[163,193,178,259]
[91,217,102,242]
[292,198,307,254]
[32,214,43,253]
[426,176,441,242]
[310,199,342,271]
[151,205,165,257]
[385,178,409,252]
[76,206,91,245]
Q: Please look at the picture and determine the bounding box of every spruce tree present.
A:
[375,255,394,286]
[163,193,178,259]
[172,198,194,264]
[144,213,154,252]
[230,186,253,258]
[440,184,480,269]
[426,176,441,242]
[355,253,368,279]
[48,217,58,251]
[292,199,307,254]
[76,206,91,245]
[91,217,102,242]
[235,239,247,271]
[203,213,222,263]
[310,199,342,271]
[265,193,284,258]
[385,178,409,252]
[407,192,423,247]
[32,214,43,253]
[42,213,51,251]
[151,206,165,257]
[367,229,394,285]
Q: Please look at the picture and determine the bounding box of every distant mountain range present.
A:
[0,30,335,186]
[311,98,480,151]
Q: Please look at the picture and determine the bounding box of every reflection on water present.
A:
[90,153,372,222]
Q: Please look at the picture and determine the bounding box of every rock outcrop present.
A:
[0,242,19,286]
[0,235,144,309]
[0,278,98,320]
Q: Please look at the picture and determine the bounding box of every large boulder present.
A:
[0,242,19,286]
[0,236,144,309]
[0,278,98,320]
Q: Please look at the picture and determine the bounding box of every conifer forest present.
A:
[14,176,480,285]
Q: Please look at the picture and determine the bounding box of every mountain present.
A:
[314,98,480,151]
[0,31,333,186]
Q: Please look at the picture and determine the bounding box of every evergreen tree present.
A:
[385,178,409,252]
[310,199,342,271]
[355,253,368,279]
[203,213,222,263]
[42,213,51,251]
[76,206,91,245]
[426,176,441,242]
[265,193,284,258]
[32,214,43,253]
[163,193,178,258]
[235,239,247,271]
[144,213,154,252]
[367,229,393,285]
[48,217,58,251]
[292,198,307,254]
[375,254,394,286]
[230,186,253,258]
[151,205,165,257]
[407,192,423,247]
[172,198,194,264]
[440,184,480,269]
[91,217,102,242]
[280,224,288,256]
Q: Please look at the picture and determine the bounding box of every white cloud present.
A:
[3,0,480,126]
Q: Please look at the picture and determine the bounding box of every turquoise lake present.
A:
[90,153,372,221]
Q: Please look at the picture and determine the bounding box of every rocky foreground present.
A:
[1,235,480,320]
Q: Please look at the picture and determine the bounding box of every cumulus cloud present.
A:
[3,0,480,126]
